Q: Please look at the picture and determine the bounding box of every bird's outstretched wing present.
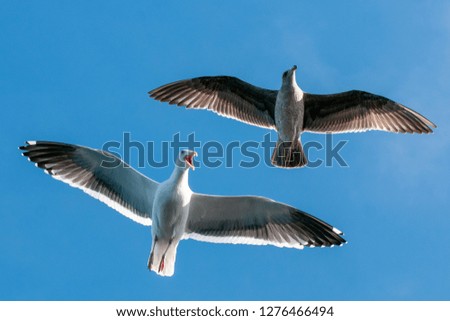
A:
[20,141,158,225]
[149,76,278,129]
[303,90,436,133]
[185,193,345,249]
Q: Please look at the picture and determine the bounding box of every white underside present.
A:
[184,232,306,250]
[50,172,152,226]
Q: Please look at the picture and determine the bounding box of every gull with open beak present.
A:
[20,141,345,277]
[149,65,436,168]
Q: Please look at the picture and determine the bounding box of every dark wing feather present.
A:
[20,141,158,225]
[185,194,345,249]
[149,76,278,129]
[303,90,436,133]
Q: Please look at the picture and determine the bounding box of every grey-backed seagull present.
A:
[20,141,345,277]
[149,66,436,168]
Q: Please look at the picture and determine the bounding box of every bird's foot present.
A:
[158,256,165,273]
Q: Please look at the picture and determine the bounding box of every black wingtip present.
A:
[148,88,158,98]
[19,141,33,150]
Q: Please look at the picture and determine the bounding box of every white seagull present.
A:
[149,66,436,168]
[20,141,345,277]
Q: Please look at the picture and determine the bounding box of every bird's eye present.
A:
[282,71,288,78]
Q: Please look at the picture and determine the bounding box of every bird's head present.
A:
[281,65,298,84]
[176,150,198,171]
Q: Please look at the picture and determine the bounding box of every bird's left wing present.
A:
[185,193,345,249]
[303,90,436,134]
[149,76,278,129]
[20,141,158,225]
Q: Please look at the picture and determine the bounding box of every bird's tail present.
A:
[271,139,307,168]
[148,238,178,277]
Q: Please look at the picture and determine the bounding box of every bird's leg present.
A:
[281,141,293,166]
[148,235,158,269]
[158,239,173,273]
[158,257,164,273]
[287,142,294,164]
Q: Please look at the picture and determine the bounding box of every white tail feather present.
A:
[148,239,178,277]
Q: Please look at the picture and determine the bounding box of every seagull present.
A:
[20,141,345,277]
[149,66,436,168]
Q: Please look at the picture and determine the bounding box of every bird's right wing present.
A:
[149,76,278,129]
[20,141,159,226]
[185,193,345,249]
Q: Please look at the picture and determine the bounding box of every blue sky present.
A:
[1,0,449,300]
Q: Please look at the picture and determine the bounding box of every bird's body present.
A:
[275,72,304,140]
[149,165,192,276]
[20,141,345,277]
[273,66,307,166]
[149,66,436,168]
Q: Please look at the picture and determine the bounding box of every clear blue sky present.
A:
[1,0,449,300]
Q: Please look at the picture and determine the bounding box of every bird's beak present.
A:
[291,65,297,71]
[185,151,198,171]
